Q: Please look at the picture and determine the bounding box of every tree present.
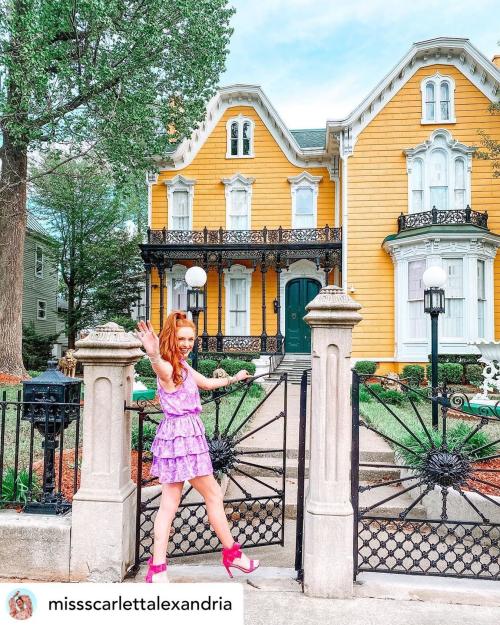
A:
[476,101,500,178]
[0,0,234,374]
[31,154,145,348]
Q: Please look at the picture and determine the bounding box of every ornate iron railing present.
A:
[197,335,281,354]
[147,225,341,246]
[397,206,488,233]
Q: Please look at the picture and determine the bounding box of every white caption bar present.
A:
[3,583,243,625]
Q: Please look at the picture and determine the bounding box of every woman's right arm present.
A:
[134,320,173,389]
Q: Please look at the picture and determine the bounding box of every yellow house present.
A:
[142,37,500,374]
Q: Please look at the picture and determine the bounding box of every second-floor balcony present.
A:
[397,206,488,233]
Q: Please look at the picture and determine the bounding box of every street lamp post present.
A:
[185,266,208,371]
[423,266,447,430]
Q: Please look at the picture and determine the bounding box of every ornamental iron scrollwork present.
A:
[398,206,488,233]
[352,372,500,580]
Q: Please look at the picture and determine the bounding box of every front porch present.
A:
[140,225,341,355]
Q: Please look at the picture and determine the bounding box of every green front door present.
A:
[285,278,321,353]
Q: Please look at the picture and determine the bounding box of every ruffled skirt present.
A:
[150,411,213,483]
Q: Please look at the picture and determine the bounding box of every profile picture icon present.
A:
[7,589,35,620]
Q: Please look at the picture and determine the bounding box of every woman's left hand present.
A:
[234,369,251,382]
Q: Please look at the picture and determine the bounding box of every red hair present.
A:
[159,310,196,386]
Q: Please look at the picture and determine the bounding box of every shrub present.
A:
[22,322,60,371]
[219,358,256,376]
[364,383,404,405]
[131,421,157,452]
[398,422,497,468]
[246,383,266,399]
[359,386,372,403]
[0,468,41,506]
[198,359,218,378]
[109,315,137,332]
[136,375,156,388]
[426,362,463,385]
[135,358,155,378]
[465,364,483,387]
[354,361,377,376]
[402,365,425,386]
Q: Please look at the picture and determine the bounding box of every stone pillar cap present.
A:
[75,322,144,365]
[304,285,362,328]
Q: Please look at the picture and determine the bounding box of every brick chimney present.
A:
[492,55,500,69]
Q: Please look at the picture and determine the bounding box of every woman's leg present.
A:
[189,474,257,569]
[151,481,184,580]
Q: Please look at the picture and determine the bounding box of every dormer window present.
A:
[421,74,455,124]
[226,116,254,158]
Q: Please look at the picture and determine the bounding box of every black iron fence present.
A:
[397,206,488,233]
[294,368,310,583]
[0,390,82,514]
[352,372,500,580]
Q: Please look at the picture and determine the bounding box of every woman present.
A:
[135,311,260,583]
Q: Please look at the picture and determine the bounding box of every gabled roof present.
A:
[327,37,500,155]
[26,213,53,240]
[290,129,326,149]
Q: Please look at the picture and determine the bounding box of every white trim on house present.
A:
[37,299,47,320]
[146,171,158,228]
[420,72,456,124]
[327,38,499,155]
[223,264,253,336]
[384,231,500,361]
[288,172,322,229]
[405,128,474,213]
[164,175,195,230]
[35,245,44,279]
[157,85,333,171]
[280,259,326,336]
[166,263,187,315]
[226,114,255,159]
[221,173,255,230]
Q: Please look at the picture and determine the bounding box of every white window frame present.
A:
[35,245,44,278]
[166,263,190,315]
[165,175,195,230]
[37,299,47,320]
[421,73,456,124]
[288,172,322,229]
[223,264,253,336]
[226,115,255,159]
[222,173,255,231]
[405,129,473,213]
[384,235,498,361]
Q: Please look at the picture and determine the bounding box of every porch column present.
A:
[260,254,268,352]
[158,263,165,330]
[217,255,223,351]
[202,255,209,351]
[303,286,362,598]
[144,261,151,322]
[275,256,283,352]
[71,322,143,581]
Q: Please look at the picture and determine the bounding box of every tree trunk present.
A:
[0,136,28,376]
[67,279,76,349]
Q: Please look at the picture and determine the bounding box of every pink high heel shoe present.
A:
[222,542,259,579]
[145,556,169,583]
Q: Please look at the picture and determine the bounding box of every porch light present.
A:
[185,266,207,371]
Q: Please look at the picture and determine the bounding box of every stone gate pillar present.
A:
[302,286,362,598]
[71,322,143,581]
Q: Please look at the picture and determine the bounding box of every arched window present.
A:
[454,158,466,210]
[165,175,195,231]
[421,74,455,123]
[429,149,448,210]
[222,173,255,230]
[226,116,255,158]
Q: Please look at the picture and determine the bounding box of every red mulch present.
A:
[466,458,500,497]
[0,372,26,385]
[30,448,159,504]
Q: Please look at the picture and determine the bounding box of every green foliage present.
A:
[0,468,41,505]
[378,389,405,405]
[136,376,156,389]
[135,358,154,378]
[426,362,463,384]
[22,322,60,371]
[359,386,372,403]
[362,383,404,405]
[465,364,483,387]
[354,361,377,375]
[398,422,498,468]
[198,359,218,378]
[246,383,266,399]
[109,316,138,332]
[131,421,158,452]
[219,359,256,376]
[402,365,425,386]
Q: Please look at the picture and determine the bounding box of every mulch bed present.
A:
[467,458,500,497]
[0,372,25,385]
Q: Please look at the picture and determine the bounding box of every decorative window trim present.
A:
[226,115,255,159]
[164,175,195,230]
[37,299,47,320]
[405,129,474,213]
[221,173,255,230]
[279,259,326,334]
[166,263,187,315]
[383,233,500,361]
[223,264,253,336]
[421,73,456,124]
[288,171,322,229]
[35,245,44,278]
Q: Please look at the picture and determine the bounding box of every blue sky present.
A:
[221,0,500,128]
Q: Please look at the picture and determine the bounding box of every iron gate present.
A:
[127,372,287,568]
[352,371,500,580]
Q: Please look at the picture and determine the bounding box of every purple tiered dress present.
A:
[150,361,213,483]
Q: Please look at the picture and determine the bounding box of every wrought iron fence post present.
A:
[295,368,310,582]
